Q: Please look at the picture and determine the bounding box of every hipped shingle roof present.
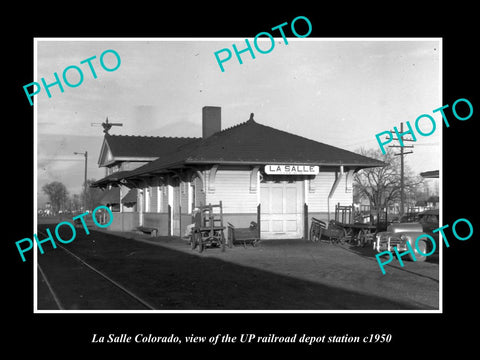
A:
[125,118,384,178]
[104,134,200,158]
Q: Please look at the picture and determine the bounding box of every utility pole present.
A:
[73,151,88,211]
[388,122,414,217]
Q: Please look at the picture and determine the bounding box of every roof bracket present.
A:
[329,165,344,199]
[327,165,345,222]
[208,165,219,192]
[194,170,205,193]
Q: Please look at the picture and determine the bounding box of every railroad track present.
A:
[37,230,156,310]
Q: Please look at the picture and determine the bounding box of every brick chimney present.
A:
[202,106,221,138]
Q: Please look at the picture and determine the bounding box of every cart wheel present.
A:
[363,230,375,247]
[358,229,371,247]
[309,225,319,242]
[357,230,364,247]
[190,232,197,250]
[197,234,204,253]
[221,231,226,252]
[345,228,353,244]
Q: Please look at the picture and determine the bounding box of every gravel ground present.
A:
[37,224,439,311]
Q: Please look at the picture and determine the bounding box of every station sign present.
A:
[265,164,319,175]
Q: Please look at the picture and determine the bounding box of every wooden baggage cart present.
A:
[309,218,347,243]
[309,203,379,246]
[227,221,260,248]
[340,222,376,246]
[190,202,226,253]
[333,203,378,246]
[309,218,376,246]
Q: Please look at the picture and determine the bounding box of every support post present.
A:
[304,203,308,240]
[168,205,172,236]
[257,204,261,239]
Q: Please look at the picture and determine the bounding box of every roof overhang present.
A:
[420,170,439,178]
[99,186,120,205]
[91,170,133,188]
[120,159,385,181]
[184,159,386,169]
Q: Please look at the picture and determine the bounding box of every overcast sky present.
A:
[36,38,441,207]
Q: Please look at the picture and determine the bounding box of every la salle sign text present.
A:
[265,165,319,175]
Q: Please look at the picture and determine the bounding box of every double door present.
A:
[260,181,304,239]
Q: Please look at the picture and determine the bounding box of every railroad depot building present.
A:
[92,106,383,239]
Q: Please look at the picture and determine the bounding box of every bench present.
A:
[227,222,260,248]
[136,226,158,237]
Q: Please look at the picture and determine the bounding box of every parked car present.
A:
[374,222,430,262]
[417,209,439,242]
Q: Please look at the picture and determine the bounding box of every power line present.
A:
[335,137,380,148]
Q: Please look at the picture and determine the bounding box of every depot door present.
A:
[260,181,304,239]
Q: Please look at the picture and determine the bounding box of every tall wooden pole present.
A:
[74,151,88,211]
[389,122,414,218]
[400,123,405,217]
[84,151,88,211]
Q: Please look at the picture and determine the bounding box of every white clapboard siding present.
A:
[180,182,190,213]
[205,169,258,213]
[159,185,168,212]
[150,186,159,213]
[330,174,353,208]
[308,172,353,212]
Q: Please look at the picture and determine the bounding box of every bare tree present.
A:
[353,148,423,211]
[42,181,69,215]
[69,194,82,212]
